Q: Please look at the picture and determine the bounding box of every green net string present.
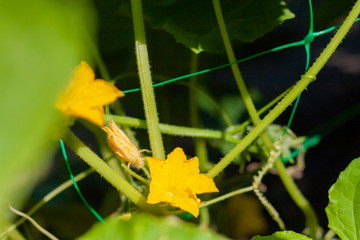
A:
[121,23,359,94]
[280,0,314,161]
[62,1,360,222]
[59,139,105,224]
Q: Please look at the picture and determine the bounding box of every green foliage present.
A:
[326,156,360,240]
[220,95,247,125]
[250,125,302,161]
[0,0,95,216]
[141,0,294,53]
[77,214,229,240]
[251,231,312,240]
[2,0,360,238]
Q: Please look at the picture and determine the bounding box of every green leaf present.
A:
[0,0,95,218]
[142,0,295,53]
[77,214,229,240]
[325,156,360,240]
[219,95,246,127]
[251,231,312,240]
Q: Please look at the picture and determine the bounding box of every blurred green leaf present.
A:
[218,141,239,163]
[220,95,246,125]
[142,0,294,53]
[196,87,218,117]
[251,231,312,240]
[325,156,360,240]
[77,214,229,240]
[0,0,95,219]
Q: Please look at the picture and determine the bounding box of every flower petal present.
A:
[167,148,199,178]
[183,156,200,177]
[146,147,218,218]
[85,80,124,106]
[147,181,169,204]
[66,105,104,127]
[73,61,95,86]
[55,61,124,127]
[166,147,187,163]
[162,148,189,190]
[187,174,219,194]
[171,192,200,218]
[146,157,166,182]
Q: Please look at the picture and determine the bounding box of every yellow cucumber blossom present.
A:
[146,147,218,217]
[56,61,124,127]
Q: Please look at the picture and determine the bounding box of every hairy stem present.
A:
[62,128,161,214]
[212,0,259,124]
[253,140,285,230]
[105,85,292,140]
[200,186,254,208]
[131,0,165,159]
[106,115,224,140]
[211,0,360,237]
[227,86,292,135]
[121,163,149,186]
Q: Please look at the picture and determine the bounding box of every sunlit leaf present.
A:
[77,214,229,240]
[251,231,312,240]
[326,156,360,240]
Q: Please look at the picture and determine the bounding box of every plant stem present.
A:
[213,0,307,229]
[212,0,360,237]
[189,53,209,171]
[1,165,100,238]
[9,206,59,240]
[108,85,292,140]
[0,216,26,240]
[81,119,139,200]
[212,0,260,124]
[131,0,165,160]
[199,208,210,228]
[227,86,292,135]
[323,229,336,240]
[200,186,254,208]
[307,1,360,76]
[106,115,224,139]
[62,127,161,214]
[121,163,149,186]
[80,120,127,180]
[253,140,285,230]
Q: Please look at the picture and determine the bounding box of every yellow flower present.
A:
[56,61,124,126]
[103,120,145,168]
[146,147,218,217]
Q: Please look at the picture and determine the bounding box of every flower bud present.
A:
[103,120,144,168]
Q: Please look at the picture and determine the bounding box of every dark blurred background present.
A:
[22,0,360,239]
